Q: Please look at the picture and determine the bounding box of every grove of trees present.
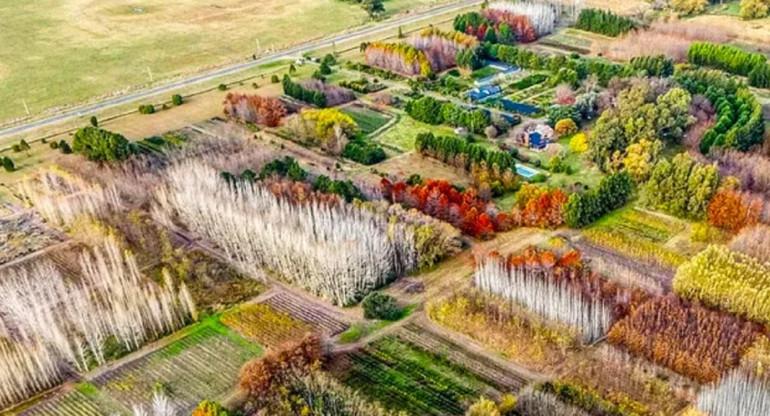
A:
[564,172,634,228]
[364,42,432,77]
[574,9,636,37]
[405,96,491,133]
[640,153,720,219]
[687,42,770,88]
[223,93,287,127]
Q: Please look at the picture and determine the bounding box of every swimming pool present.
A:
[516,164,541,179]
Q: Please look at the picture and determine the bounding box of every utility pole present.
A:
[22,100,30,115]
[146,67,154,82]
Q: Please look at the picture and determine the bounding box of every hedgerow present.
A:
[574,9,636,37]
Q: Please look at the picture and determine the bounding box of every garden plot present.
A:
[395,323,531,394]
[92,324,261,413]
[335,335,502,415]
[341,104,392,136]
[574,207,688,289]
[17,390,120,416]
[262,291,349,336]
[222,303,311,349]
[0,214,63,266]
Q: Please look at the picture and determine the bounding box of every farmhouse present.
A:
[515,123,554,150]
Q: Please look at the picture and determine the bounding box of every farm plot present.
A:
[341,105,392,136]
[395,323,531,394]
[93,324,262,413]
[17,390,121,416]
[575,207,688,288]
[221,303,311,349]
[0,214,63,266]
[262,291,349,336]
[336,336,501,415]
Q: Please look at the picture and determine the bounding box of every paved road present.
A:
[0,0,483,139]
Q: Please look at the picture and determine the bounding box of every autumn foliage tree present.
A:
[608,295,763,383]
[223,93,287,127]
[192,400,231,416]
[707,188,763,233]
[239,334,323,400]
[364,42,432,77]
[381,178,501,238]
[511,184,568,228]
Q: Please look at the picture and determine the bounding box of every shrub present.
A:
[674,245,770,326]
[72,127,132,162]
[574,9,636,37]
[1,156,14,172]
[89,116,98,127]
[192,400,231,416]
[569,133,588,153]
[741,0,770,20]
[217,83,228,91]
[171,94,183,106]
[138,104,155,114]
[58,140,72,154]
[271,74,280,83]
[707,188,763,233]
[554,119,578,137]
[671,0,709,15]
[362,292,402,321]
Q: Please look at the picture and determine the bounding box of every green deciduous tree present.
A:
[640,153,720,219]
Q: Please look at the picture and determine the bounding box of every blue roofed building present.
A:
[468,84,502,102]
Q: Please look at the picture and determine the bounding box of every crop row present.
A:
[396,323,530,392]
[582,228,686,270]
[93,325,259,413]
[221,302,311,348]
[18,391,109,416]
[342,336,492,415]
[263,291,349,335]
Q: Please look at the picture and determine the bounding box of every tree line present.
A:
[675,68,765,152]
[687,42,770,88]
[564,172,634,228]
[282,75,327,108]
[574,9,636,37]
[405,96,491,134]
[415,132,516,173]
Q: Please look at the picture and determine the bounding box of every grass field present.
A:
[373,115,457,152]
[0,0,451,124]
